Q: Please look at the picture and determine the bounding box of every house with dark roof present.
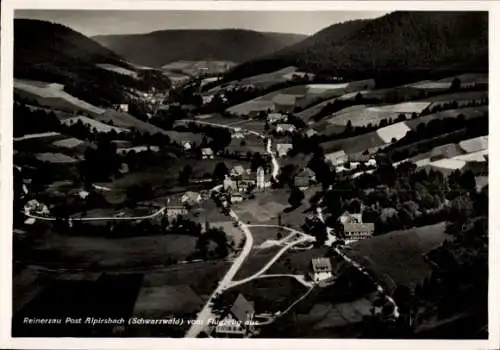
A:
[343,223,375,242]
[309,257,333,282]
[294,168,316,189]
[215,293,255,337]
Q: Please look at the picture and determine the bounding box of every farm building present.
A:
[224,175,238,192]
[215,293,255,337]
[272,94,296,113]
[181,191,202,207]
[309,257,334,283]
[230,165,247,178]
[113,104,129,113]
[325,150,348,167]
[231,193,244,203]
[305,129,318,138]
[201,148,214,159]
[339,211,363,224]
[267,113,288,124]
[24,199,49,216]
[202,95,215,105]
[231,131,245,139]
[165,198,189,217]
[294,168,316,189]
[343,223,375,242]
[275,123,296,134]
[276,143,293,158]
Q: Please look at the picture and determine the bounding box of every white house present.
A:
[215,293,255,337]
[256,167,266,190]
[201,148,214,159]
[276,143,293,158]
[364,158,377,167]
[267,113,287,124]
[116,104,129,113]
[183,141,192,151]
[231,193,244,203]
[309,257,333,283]
[275,123,296,134]
[232,131,245,139]
[305,129,318,138]
[181,191,202,206]
[325,150,348,167]
[202,95,214,105]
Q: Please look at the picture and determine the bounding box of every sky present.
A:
[15,10,387,37]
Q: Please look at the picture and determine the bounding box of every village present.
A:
[10,10,489,341]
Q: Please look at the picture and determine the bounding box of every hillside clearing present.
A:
[345,222,451,293]
[34,152,78,163]
[14,79,105,115]
[61,116,128,133]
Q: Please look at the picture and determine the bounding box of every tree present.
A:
[302,217,328,246]
[213,162,229,182]
[288,187,305,208]
[178,165,193,185]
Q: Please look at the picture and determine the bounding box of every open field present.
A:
[13,261,230,336]
[20,230,199,269]
[233,187,318,228]
[326,102,431,128]
[424,90,488,107]
[266,246,334,276]
[52,137,85,149]
[234,245,284,280]
[376,122,411,143]
[230,276,309,314]
[14,79,105,115]
[345,222,450,293]
[95,63,139,78]
[61,116,129,133]
[321,131,386,155]
[405,106,488,130]
[227,135,267,155]
[34,152,79,164]
[95,110,170,135]
[227,79,375,117]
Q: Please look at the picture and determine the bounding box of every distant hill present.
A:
[14,19,171,107]
[92,29,307,67]
[226,12,488,86]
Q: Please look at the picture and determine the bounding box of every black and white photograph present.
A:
[0,1,498,349]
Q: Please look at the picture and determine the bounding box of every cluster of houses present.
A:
[324,149,377,172]
[222,166,267,204]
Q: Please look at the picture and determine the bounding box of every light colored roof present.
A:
[325,150,348,163]
[201,147,214,155]
[311,257,333,273]
[230,294,255,322]
[231,165,246,176]
[276,123,296,129]
[343,222,375,233]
